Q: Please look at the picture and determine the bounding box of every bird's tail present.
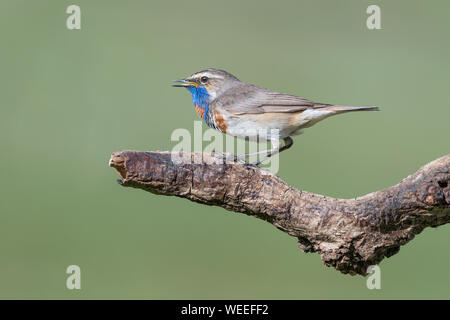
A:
[319,105,379,113]
[293,104,378,131]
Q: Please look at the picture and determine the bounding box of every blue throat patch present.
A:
[186,86,210,120]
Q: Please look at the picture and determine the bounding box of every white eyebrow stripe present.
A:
[205,72,224,79]
[193,72,224,79]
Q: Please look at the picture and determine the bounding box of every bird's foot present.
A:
[236,154,268,167]
[251,158,266,166]
[237,154,247,161]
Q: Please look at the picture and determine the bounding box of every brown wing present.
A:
[213,83,329,115]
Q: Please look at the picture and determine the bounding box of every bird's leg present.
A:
[237,136,277,160]
[237,148,276,159]
[253,137,294,166]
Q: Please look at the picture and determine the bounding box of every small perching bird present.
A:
[173,68,378,164]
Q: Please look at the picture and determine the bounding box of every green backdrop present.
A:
[0,0,449,299]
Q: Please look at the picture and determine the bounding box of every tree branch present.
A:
[109,151,450,275]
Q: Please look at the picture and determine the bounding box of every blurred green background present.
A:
[0,0,449,299]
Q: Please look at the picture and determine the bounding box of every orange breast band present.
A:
[213,110,227,133]
[194,105,205,119]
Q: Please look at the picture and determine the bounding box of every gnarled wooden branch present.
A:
[109,151,450,275]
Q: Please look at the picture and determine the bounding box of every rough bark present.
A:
[109,151,450,275]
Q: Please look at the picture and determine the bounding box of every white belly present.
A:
[221,108,337,141]
[223,113,298,141]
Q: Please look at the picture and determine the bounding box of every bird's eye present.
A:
[200,76,209,84]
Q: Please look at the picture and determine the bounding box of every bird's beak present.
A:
[172,79,198,87]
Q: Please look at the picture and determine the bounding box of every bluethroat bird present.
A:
[173,68,378,165]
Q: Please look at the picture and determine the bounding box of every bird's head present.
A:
[172,68,240,105]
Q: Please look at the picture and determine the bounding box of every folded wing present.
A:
[214,83,330,114]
